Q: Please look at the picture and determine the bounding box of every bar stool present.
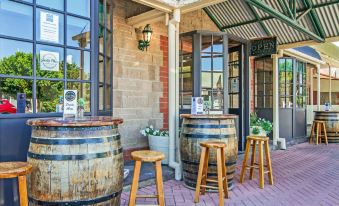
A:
[0,162,32,206]
[194,141,229,206]
[240,136,273,189]
[310,120,328,145]
[128,150,165,206]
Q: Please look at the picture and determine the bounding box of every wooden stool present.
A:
[0,162,32,206]
[310,120,328,145]
[240,136,273,189]
[194,141,229,206]
[128,150,165,206]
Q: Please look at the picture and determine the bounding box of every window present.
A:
[254,57,273,108]
[179,35,193,110]
[279,58,294,108]
[0,0,114,116]
[296,61,307,108]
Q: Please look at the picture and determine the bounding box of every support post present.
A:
[317,64,321,110]
[329,64,332,105]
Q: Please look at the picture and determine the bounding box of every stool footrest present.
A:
[206,177,225,183]
[136,195,158,198]
[200,184,220,190]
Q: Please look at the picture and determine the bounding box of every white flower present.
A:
[145,128,150,133]
[150,125,154,129]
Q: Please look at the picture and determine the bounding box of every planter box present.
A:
[148,135,169,165]
[250,126,267,137]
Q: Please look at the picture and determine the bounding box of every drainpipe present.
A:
[168,9,182,180]
[329,64,332,105]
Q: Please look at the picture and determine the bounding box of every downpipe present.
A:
[167,9,182,180]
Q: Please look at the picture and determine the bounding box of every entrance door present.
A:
[228,46,243,145]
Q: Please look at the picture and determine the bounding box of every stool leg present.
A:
[18,176,28,206]
[155,161,165,206]
[319,124,323,144]
[310,122,315,144]
[249,140,257,180]
[258,141,264,189]
[221,148,229,199]
[240,139,251,183]
[216,148,224,206]
[264,141,274,185]
[322,123,328,145]
[201,148,210,195]
[128,160,142,206]
[316,123,320,145]
[194,147,206,203]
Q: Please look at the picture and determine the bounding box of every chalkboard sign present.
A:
[250,37,277,57]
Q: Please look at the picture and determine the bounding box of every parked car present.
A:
[0,99,16,114]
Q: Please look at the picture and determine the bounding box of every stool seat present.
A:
[200,141,226,148]
[314,120,325,123]
[0,162,32,179]
[131,150,165,162]
[247,136,269,141]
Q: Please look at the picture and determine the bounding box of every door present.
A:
[228,46,243,145]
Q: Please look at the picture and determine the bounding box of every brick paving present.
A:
[121,143,339,206]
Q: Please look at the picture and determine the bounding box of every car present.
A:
[0,99,16,114]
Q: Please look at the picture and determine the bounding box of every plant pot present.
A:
[148,135,169,165]
[250,126,267,137]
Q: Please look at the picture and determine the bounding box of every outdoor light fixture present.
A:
[138,24,153,51]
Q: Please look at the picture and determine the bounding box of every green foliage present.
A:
[250,112,273,135]
[252,127,260,135]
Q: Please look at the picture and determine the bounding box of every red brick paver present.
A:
[121,143,339,206]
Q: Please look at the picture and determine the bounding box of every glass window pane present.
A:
[201,57,211,71]
[213,73,223,89]
[106,1,112,30]
[0,78,33,114]
[213,56,223,71]
[212,36,223,53]
[36,80,64,113]
[105,58,111,83]
[67,0,90,17]
[66,49,90,80]
[181,72,192,91]
[201,72,211,88]
[36,9,64,44]
[0,1,33,39]
[67,16,90,49]
[99,26,104,54]
[99,0,104,25]
[99,83,104,110]
[37,0,64,11]
[105,84,111,110]
[265,96,273,108]
[67,82,90,112]
[36,44,64,78]
[99,55,104,83]
[201,35,212,53]
[230,94,239,108]
[0,39,33,76]
[106,30,111,57]
[212,90,223,110]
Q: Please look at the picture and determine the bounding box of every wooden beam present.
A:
[132,0,173,13]
[181,0,226,13]
[127,9,165,27]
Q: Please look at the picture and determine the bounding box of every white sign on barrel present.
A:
[63,90,77,115]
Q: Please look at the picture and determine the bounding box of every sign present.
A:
[191,97,204,115]
[250,37,277,57]
[40,11,59,43]
[231,78,239,93]
[63,90,77,115]
[16,93,26,113]
[40,50,59,71]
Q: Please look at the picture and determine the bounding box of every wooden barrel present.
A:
[314,111,339,143]
[180,114,238,190]
[26,117,123,206]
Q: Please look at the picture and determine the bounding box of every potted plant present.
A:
[250,112,273,136]
[140,125,169,165]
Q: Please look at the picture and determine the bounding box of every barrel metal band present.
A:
[34,125,117,131]
[181,133,234,139]
[29,190,121,205]
[28,148,123,161]
[30,135,120,145]
[183,124,233,129]
[181,159,237,167]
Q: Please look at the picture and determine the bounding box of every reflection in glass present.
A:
[67,0,90,17]
[67,82,90,112]
[105,58,111,83]
[99,55,104,83]
[201,72,211,88]
[0,39,33,76]
[106,30,111,57]
[36,9,64,44]
[179,35,193,109]
[36,80,63,113]
[99,26,104,54]
[66,49,90,80]
[99,84,104,110]
[0,78,33,114]
[67,16,90,49]
[0,1,33,39]
[105,85,111,110]
[36,44,64,78]
[201,57,211,71]
[36,0,64,11]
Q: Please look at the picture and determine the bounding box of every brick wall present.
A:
[159,36,169,129]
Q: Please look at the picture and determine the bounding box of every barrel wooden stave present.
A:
[28,125,123,206]
[180,118,238,190]
[314,112,339,143]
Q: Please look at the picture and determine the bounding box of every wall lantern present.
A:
[138,24,153,51]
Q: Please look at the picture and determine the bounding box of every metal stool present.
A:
[310,120,328,145]
[194,141,229,206]
[240,136,273,189]
[128,150,165,206]
[0,162,32,206]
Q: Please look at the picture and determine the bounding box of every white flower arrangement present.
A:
[140,125,169,137]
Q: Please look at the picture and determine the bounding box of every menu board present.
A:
[40,11,59,43]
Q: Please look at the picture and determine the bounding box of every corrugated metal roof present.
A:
[205,0,339,45]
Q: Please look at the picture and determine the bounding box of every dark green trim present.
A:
[221,0,339,30]
[302,0,326,39]
[245,0,324,42]
[246,3,271,36]
[203,8,224,31]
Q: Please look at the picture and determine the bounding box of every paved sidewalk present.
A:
[121,143,339,206]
